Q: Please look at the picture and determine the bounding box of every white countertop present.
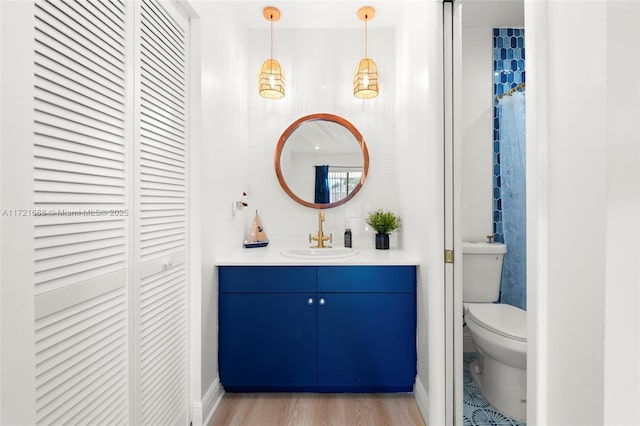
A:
[215,245,420,266]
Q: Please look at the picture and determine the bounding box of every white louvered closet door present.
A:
[33,1,130,424]
[135,1,189,424]
[31,0,190,424]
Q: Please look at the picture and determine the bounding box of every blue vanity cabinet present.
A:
[218,266,317,391]
[218,265,416,392]
[316,266,417,391]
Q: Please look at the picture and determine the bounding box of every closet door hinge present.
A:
[444,249,454,264]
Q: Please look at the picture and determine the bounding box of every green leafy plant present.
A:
[365,209,401,235]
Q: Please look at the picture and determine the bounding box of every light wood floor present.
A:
[207,393,426,426]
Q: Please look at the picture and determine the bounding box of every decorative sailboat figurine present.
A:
[243,210,270,248]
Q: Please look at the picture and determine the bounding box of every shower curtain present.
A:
[498,91,526,310]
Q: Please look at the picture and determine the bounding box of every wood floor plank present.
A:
[208,393,426,426]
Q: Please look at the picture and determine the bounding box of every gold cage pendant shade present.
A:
[259,6,285,99]
[259,59,285,99]
[354,6,379,99]
[354,58,379,99]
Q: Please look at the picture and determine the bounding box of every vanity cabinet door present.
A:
[218,266,317,391]
[317,266,417,391]
[219,293,316,390]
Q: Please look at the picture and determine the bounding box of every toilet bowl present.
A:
[465,302,527,421]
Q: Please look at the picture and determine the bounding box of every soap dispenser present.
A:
[344,227,352,248]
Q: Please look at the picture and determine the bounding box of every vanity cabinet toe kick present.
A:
[218,265,417,392]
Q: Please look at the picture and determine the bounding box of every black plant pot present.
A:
[375,233,390,250]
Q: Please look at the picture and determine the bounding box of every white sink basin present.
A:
[281,247,359,259]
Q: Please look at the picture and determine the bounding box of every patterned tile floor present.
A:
[463,352,526,426]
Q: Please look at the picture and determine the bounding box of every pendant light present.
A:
[258,6,285,99]
[353,6,379,99]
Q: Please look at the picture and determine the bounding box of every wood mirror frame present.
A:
[274,113,370,209]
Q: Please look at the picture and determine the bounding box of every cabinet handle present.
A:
[308,298,314,305]
[319,298,325,305]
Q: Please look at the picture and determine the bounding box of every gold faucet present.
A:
[309,209,332,248]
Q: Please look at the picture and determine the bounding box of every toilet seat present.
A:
[466,304,526,342]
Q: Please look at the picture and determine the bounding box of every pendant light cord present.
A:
[364,17,368,58]
[270,16,274,73]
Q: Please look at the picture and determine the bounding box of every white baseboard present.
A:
[414,376,429,425]
[191,377,224,426]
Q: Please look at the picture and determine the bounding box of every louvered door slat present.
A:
[75,0,126,37]
[35,157,124,180]
[35,116,124,147]
[141,71,185,109]
[141,146,184,167]
[39,1,125,64]
[140,14,184,64]
[35,288,127,425]
[140,36,184,85]
[140,296,186,425]
[35,76,124,123]
[141,85,185,121]
[141,100,186,133]
[36,89,124,129]
[138,0,188,423]
[35,58,123,108]
[35,168,124,187]
[140,128,186,153]
[142,111,185,139]
[141,1,185,58]
[34,33,123,93]
[34,1,128,424]
[89,0,124,19]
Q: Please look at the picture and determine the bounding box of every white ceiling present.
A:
[190,0,523,31]
[462,0,524,29]
[206,1,430,30]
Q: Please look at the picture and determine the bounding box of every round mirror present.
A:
[275,113,369,209]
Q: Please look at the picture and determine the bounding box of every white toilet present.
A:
[463,241,527,421]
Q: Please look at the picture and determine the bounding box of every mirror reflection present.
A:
[275,114,369,209]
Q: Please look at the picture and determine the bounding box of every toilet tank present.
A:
[462,242,507,303]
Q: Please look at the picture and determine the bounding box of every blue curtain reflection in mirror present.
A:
[314,165,330,204]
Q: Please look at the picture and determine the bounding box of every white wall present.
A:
[526,1,640,424]
[190,1,249,403]
[394,4,445,425]
[603,3,640,423]
[246,27,398,248]
[193,2,447,425]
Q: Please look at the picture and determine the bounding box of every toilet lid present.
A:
[466,303,526,342]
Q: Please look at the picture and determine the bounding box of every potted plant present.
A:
[365,209,401,249]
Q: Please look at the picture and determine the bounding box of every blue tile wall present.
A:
[493,28,525,244]
[493,28,527,310]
